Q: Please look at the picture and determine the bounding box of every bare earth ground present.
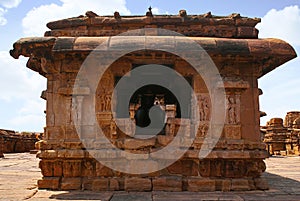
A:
[0,153,299,201]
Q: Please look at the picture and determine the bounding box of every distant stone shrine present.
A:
[263,111,300,156]
[10,10,296,191]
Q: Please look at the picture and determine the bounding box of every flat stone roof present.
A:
[45,10,261,38]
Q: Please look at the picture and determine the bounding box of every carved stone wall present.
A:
[10,10,297,191]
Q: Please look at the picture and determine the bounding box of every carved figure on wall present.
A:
[110,121,117,138]
[198,124,208,137]
[227,95,238,124]
[99,95,106,111]
[98,93,112,112]
[83,161,94,177]
[72,96,84,126]
[199,95,210,121]
[105,95,111,111]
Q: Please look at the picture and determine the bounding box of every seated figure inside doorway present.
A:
[129,85,178,135]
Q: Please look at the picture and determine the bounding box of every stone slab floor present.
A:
[0,153,299,201]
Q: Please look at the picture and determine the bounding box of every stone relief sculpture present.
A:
[104,95,112,111]
[198,124,208,137]
[227,95,240,124]
[110,121,117,138]
[99,94,106,111]
[72,96,84,126]
[198,94,210,121]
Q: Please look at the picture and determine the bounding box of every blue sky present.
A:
[0,0,299,131]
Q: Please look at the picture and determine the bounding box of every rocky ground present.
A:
[0,153,299,201]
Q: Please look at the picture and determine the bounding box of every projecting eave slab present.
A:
[10,36,296,77]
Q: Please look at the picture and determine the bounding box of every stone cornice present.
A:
[10,36,297,78]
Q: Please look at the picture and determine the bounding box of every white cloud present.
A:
[259,57,300,125]
[0,51,45,101]
[8,100,45,132]
[151,7,160,14]
[0,0,22,8]
[257,6,300,125]
[22,0,130,36]
[150,7,169,15]
[0,0,22,26]
[257,5,300,46]
[0,51,46,131]
[0,7,7,26]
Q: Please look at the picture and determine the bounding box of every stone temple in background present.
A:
[10,10,296,191]
[0,129,41,157]
[262,111,300,156]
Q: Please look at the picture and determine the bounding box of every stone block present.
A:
[82,178,93,190]
[199,160,210,177]
[62,149,85,158]
[82,160,95,177]
[231,179,250,191]
[167,160,199,176]
[63,141,83,149]
[210,160,224,177]
[96,162,114,177]
[53,37,75,51]
[224,125,241,139]
[61,177,82,190]
[64,125,80,140]
[81,125,96,139]
[124,177,152,191]
[152,177,182,191]
[254,178,269,190]
[224,160,245,178]
[39,160,54,177]
[46,126,65,140]
[157,135,173,146]
[53,161,63,177]
[187,177,215,191]
[109,178,120,191]
[38,177,60,190]
[123,138,156,150]
[126,160,158,174]
[237,27,257,38]
[92,178,109,191]
[63,160,82,177]
[215,179,231,192]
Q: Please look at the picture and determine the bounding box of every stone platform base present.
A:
[38,176,269,192]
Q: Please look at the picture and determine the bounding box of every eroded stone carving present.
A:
[72,96,84,126]
[197,94,210,121]
[227,95,240,124]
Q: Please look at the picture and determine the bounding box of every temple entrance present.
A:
[115,67,192,120]
[113,64,193,137]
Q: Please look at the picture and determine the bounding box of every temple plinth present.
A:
[10,10,296,191]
